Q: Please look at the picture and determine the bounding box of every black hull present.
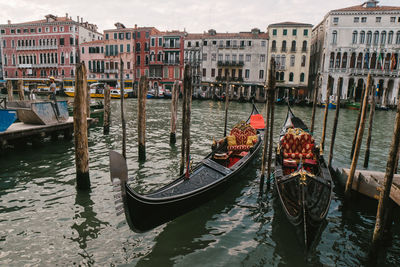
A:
[275,106,333,249]
[125,143,261,232]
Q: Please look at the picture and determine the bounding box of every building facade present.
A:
[0,14,102,81]
[310,0,400,105]
[267,22,313,100]
[184,29,269,101]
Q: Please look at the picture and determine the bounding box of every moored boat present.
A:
[274,106,332,250]
[109,104,265,232]
[64,83,128,98]
[0,109,17,132]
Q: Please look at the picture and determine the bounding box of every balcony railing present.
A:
[16,45,58,51]
[163,44,181,49]
[18,63,58,68]
[104,69,118,74]
[217,61,244,67]
[281,47,287,52]
[163,60,180,65]
[271,47,277,52]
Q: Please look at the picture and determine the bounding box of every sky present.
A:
[0,0,399,33]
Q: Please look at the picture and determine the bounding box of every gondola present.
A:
[109,104,265,232]
[274,106,332,250]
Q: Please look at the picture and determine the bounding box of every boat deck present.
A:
[339,168,400,205]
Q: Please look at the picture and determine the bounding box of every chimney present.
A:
[66,13,68,18]
[81,17,83,23]
[7,20,11,24]
[77,16,79,23]
[134,24,137,29]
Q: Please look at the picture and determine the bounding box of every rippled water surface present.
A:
[1,96,399,266]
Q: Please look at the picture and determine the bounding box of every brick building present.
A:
[0,14,102,81]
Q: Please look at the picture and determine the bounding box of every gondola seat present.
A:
[227,121,257,153]
[281,129,315,161]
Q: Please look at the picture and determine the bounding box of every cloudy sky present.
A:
[0,0,399,33]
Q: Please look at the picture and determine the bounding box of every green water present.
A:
[1,97,399,266]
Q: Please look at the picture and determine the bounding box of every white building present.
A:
[267,22,313,101]
[311,0,400,106]
[184,29,269,101]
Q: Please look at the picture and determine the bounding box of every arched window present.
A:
[332,30,337,44]
[367,31,372,45]
[301,55,306,67]
[356,53,363,69]
[342,52,348,68]
[280,72,284,81]
[364,53,370,69]
[352,31,358,44]
[329,52,335,68]
[276,71,280,81]
[335,52,341,68]
[291,40,296,51]
[373,31,379,45]
[360,31,365,44]
[289,72,294,82]
[396,31,400,44]
[370,52,376,69]
[300,73,305,82]
[388,31,394,44]
[302,40,307,51]
[381,31,386,45]
[272,40,276,51]
[282,40,287,52]
[70,52,74,64]
[290,55,295,67]
[281,55,286,68]
[350,52,356,68]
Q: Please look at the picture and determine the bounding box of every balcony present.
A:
[217,61,244,67]
[105,69,118,74]
[290,48,296,52]
[302,47,307,52]
[163,60,179,65]
[271,47,277,52]
[281,47,287,52]
[16,45,58,51]
[18,63,58,68]
[163,44,181,49]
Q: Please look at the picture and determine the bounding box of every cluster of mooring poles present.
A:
[260,58,276,195]
[6,80,25,101]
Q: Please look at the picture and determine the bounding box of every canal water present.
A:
[1,97,399,266]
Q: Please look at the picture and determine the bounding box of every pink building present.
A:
[80,40,105,80]
[0,14,102,81]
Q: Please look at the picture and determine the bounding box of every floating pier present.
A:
[0,117,93,150]
[338,168,400,206]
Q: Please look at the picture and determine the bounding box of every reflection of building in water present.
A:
[310,0,400,106]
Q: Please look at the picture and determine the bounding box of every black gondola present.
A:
[274,106,332,250]
[109,105,265,232]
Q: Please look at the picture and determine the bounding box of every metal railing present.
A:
[16,45,58,51]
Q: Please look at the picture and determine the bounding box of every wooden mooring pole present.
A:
[138,76,148,160]
[345,74,372,200]
[260,58,275,195]
[370,86,400,255]
[364,83,376,168]
[310,74,319,135]
[266,69,276,190]
[328,78,341,168]
[17,80,24,100]
[320,76,332,151]
[350,84,366,159]
[74,63,90,190]
[103,84,111,135]
[120,59,126,159]
[6,80,13,101]
[223,78,230,137]
[180,65,192,176]
[170,81,179,144]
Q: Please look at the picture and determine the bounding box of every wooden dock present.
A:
[0,117,93,150]
[339,168,400,206]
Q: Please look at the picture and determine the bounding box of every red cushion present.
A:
[250,114,265,129]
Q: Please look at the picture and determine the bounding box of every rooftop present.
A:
[332,1,400,12]
[185,29,268,40]
[268,21,313,27]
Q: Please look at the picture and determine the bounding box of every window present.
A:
[333,17,339,23]
[272,40,277,51]
[283,29,287,35]
[259,70,264,79]
[352,31,358,44]
[30,28,35,33]
[137,32,141,38]
[226,40,231,47]
[361,17,367,23]
[70,37,74,45]
[145,32,149,38]
[367,31,372,45]
[105,33,109,40]
[151,38,155,46]
[211,53,216,61]
[396,31,400,44]
[391,17,396,23]
[300,73,305,82]
[203,40,208,46]
[381,31,386,45]
[120,44,123,53]
[260,54,265,62]
[301,55,306,67]
[360,31,365,44]
[239,54,244,62]
[304,29,308,36]
[245,54,251,62]
[126,32,131,39]
[290,55,295,67]
[282,40,287,51]
[302,40,307,51]
[245,69,250,78]
[247,41,252,46]
[376,17,381,23]
[211,68,215,77]
[60,38,64,46]
[273,29,277,36]
[114,33,117,39]
[225,54,230,62]
[127,44,130,52]
[291,41,296,52]
[289,72,294,82]
[119,33,124,40]
[82,47,85,54]
[232,54,237,62]
[45,27,49,32]
[388,31,394,44]
[354,17,360,23]
[374,31,379,45]
[292,29,297,36]
[53,26,57,32]
[203,53,207,61]
[261,40,266,47]
[218,54,223,61]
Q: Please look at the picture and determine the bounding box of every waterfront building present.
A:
[0,14,102,82]
[80,39,105,80]
[0,40,3,80]
[184,29,269,102]
[310,0,400,105]
[267,22,313,101]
